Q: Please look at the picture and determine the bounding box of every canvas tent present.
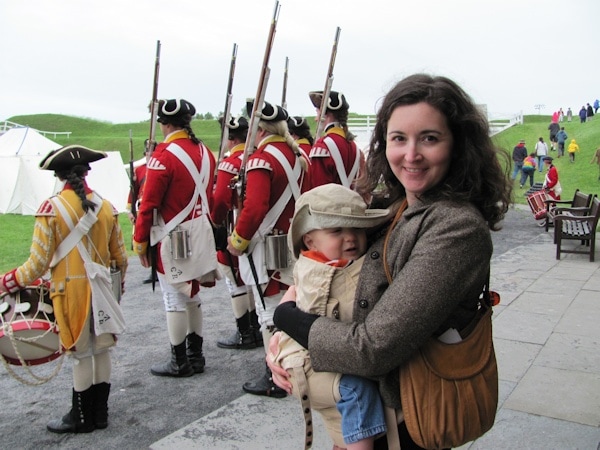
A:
[0,127,130,214]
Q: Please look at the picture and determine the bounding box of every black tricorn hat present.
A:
[157,98,196,124]
[245,99,288,122]
[39,145,107,171]
[287,116,310,134]
[218,115,249,131]
[308,90,349,111]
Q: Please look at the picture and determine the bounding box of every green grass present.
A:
[492,115,600,204]
[0,214,134,272]
[1,112,599,272]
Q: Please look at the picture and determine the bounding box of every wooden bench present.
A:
[544,189,594,232]
[554,197,600,262]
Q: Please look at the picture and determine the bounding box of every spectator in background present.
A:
[535,137,548,172]
[548,121,560,151]
[590,146,600,180]
[558,108,565,122]
[520,152,537,188]
[566,107,573,122]
[586,103,594,121]
[594,99,599,114]
[556,127,568,158]
[511,139,528,181]
[579,106,587,123]
[567,138,580,163]
[542,156,561,201]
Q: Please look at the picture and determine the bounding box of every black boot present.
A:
[91,382,110,429]
[150,342,194,377]
[186,332,205,374]
[249,310,264,348]
[217,311,257,350]
[242,364,287,398]
[47,387,95,433]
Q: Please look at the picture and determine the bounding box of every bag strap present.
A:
[323,136,361,188]
[382,200,407,284]
[49,193,102,268]
[151,142,210,244]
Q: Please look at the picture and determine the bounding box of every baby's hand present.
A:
[279,285,297,304]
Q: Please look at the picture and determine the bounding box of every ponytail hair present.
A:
[56,165,97,212]
[259,120,308,172]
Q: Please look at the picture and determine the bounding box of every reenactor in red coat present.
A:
[309,90,363,189]
[227,100,311,397]
[212,116,262,350]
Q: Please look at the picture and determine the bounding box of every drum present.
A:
[0,280,61,366]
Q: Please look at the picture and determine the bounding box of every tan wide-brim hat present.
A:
[39,145,107,171]
[289,184,391,258]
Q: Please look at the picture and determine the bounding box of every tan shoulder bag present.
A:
[383,203,498,449]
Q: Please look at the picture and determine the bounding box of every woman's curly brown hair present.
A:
[359,73,512,230]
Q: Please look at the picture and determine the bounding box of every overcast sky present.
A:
[1,0,598,126]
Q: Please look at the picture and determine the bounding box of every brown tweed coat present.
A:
[308,198,493,408]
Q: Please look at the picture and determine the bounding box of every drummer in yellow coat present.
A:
[0,145,128,434]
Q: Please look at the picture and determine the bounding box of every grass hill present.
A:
[6,112,600,205]
[493,114,600,204]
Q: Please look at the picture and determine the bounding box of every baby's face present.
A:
[303,227,367,261]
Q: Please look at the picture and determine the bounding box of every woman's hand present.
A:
[266,333,293,394]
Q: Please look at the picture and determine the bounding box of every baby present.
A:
[271,183,392,450]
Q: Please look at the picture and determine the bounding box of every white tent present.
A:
[0,127,130,214]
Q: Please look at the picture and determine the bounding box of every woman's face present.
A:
[385,102,453,205]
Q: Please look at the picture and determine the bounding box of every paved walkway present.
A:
[150,231,600,449]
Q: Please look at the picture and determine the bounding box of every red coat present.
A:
[309,124,359,188]
[544,165,561,200]
[133,130,216,274]
[212,143,244,267]
[231,135,310,295]
[212,144,243,226]
[233,136,310,241]
[127,163,147,212]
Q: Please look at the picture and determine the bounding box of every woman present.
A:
[269,74,511,449]
[0,145,129,433]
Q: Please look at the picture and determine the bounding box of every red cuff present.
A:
[1,269,22,294]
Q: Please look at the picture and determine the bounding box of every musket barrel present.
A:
[237,1,280,208]
[315,27,341,140]
[281,56,289,110]
[148,40,161,155]
[217,43,238,166]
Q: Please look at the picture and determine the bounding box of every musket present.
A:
[237,1,280,209]
[314,27,341,140]
[217,43,238,167]
[147,40,161,155]
[281,56,289,110]
[147,40,161,292]
[128,129,138,221]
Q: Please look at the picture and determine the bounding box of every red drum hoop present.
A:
[0,280,61,366]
